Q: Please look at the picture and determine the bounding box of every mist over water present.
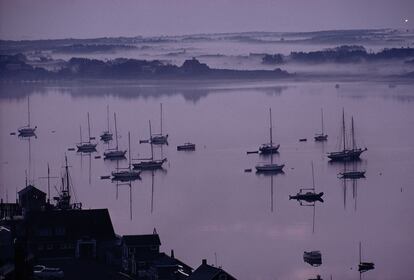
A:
[1,80,414,279]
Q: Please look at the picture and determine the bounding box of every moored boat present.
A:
[177,142,196,151]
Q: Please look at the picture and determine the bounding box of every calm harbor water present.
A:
[1,80,414,279]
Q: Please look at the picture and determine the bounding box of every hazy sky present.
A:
[0,0,413,40]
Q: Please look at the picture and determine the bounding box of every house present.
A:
[147,250,193,280]
[18,185,46,215]
[23,209,116,260]
[188,259,237,280]
[121,232,161,275]
[0,200,21,219]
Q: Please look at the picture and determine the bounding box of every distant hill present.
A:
[0,54,291,81]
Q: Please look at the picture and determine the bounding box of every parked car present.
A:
[33,265,64,279]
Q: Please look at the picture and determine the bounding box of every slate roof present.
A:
[122,234,161,247]
[188,261,237,280]
[153,252,193,272]
[18,185,46,196]
[25,209,115,241]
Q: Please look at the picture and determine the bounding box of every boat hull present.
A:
[133,159,166,170]
[314,134,328,141]
[76,143,97,152]
[289,192,324,203]
[18,127,36,136]
[111,170,141,181]
[339,171,366,179]
[259,144,280,154]
[104,150,127,159]
[100,132,113,142]
[177,143,195,151]
[151,134,168,145]
[255,163,284,173]
[327,148,367,161]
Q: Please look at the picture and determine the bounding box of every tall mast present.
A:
[151,171,154,214]
[65,154,70,195]
[342,108,346,151]
[359,242,362,264]
[311,161,315,190]
[128,132,131,169]
[79,126,83,143]
[160,103,163,135]
[27,96,31,127]
[321,108,324,134]
[269,108,273,164]
[269,108,273,146]
[149,120,154,160]
[114,113,119,149]
[106,105,110,132]
[351,117,356,150]
[47,163,50,202]
[87,113,91,143]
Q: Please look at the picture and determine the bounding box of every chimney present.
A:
[202,259,207,265]
[171,249,175,259]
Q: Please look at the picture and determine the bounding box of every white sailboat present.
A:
[133,120,167,170]
[100,105,113,142]
[77,113,97,152]
[258,107,280,154]
[255,108,284,172]
[327,110,367,161]
[150,103,168,145]
[111,132,141,181]
[104,113,126,159]
[314,108,328,141]
[18,96,37,136]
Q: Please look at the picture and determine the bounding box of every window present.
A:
[46,244,53,250]
[151,246,158,251]
[55,227,66,236]
[38,244,44,251]
[219,274,227,280]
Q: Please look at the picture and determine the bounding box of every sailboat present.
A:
[111,132,141,181]
[100,105,113,142]
[303,251,322,267]
[255,108,284,172]
[150,103,168,145]
[314,108,328,141]
[289,162,324,203]
[327,110,367,161]
[133,120,167,170]
[53,155,82,210]
[258,108,280,154]
[358,242,375,274]
[18,96,37,137]
[76,113,97,152]
[104,113,127,159]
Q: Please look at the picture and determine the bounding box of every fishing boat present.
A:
[18,96,37,137]
[177,142,196,151]
[112,132,141,181]
[53,155,82,210]
[314,108,328,141]
[256,108,284,173]
[303,251,322,267]
[100,105,113,142]
[150,103,168,145]
[104,113,126,159]
[76,113,97,152]
[358,242,375,273]
[290,162,324,203]
[133,121,167,170]
[327,110,367,161]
